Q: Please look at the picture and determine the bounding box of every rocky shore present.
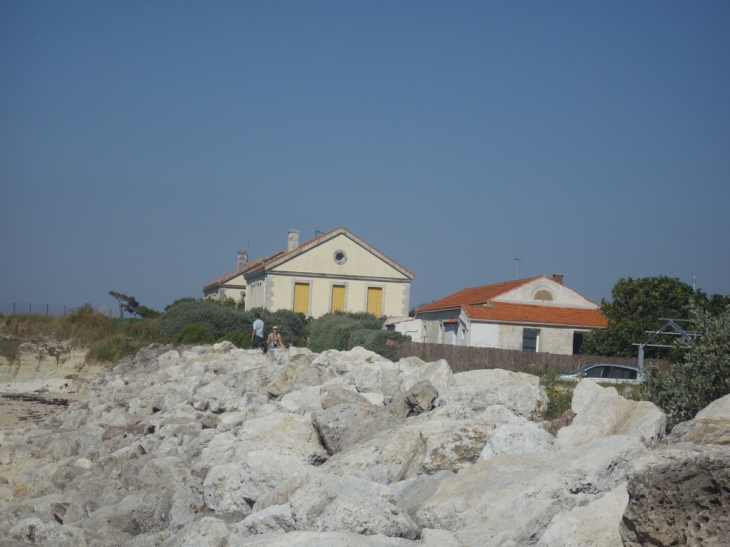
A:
[0,343,728,546]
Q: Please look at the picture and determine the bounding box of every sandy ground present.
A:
[0,392,86,429]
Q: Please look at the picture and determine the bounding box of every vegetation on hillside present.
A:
[0,304,168,363]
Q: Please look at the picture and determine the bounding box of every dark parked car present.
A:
[557,363,645,384]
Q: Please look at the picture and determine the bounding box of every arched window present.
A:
[534,290,553,301]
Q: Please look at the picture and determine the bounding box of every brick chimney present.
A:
[552,274,564,285]
[288,230,299,252]
[237,251,248,269]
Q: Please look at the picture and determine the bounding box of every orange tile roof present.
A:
[417,276,543,312]
[464,302,607,328]
[203,251,283,289]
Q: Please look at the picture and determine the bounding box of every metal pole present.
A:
[638,345,644,373]
[13,303,16,314]
[29,303,32,314]
[46,304,49,317]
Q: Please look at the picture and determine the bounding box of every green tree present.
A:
[581,277,698,358]
[640,303,730,430]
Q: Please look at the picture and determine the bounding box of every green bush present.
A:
[307,312,372,352]
[218,330,250,348]
[306,312,403,358]
[159,300,306,347]
[639,303,730,430]
[160,299,254,339]
[348,328,407,360]
[173,322,215,345]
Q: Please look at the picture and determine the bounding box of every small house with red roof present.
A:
[204,228,414,318]
[412,275,607,355]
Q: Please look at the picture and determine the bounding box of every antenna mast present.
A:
[513,257,523,279]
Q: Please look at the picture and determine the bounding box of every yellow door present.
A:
[366,287,383,316]
[331,285,345,312]
[293,283,309,314]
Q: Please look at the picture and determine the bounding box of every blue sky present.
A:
[1,1,728,313]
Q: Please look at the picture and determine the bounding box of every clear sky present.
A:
[1,1,728,314]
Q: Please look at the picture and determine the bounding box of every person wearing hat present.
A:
[266,326,286,352]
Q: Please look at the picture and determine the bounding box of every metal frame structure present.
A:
[633,318,702,371]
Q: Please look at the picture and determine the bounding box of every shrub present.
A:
[348,328,407,360]
[540,374,574,420]
[639,303,730,430]
[160,299,254,339]
[307,313,373,352]
[218,330,250,348]
[173,322,215,345]
[87,334,137,362]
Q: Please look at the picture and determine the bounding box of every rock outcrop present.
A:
[0,343,728,546]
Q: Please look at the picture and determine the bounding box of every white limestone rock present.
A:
[479,422,556,461]
[289,473,421,539]
[536,483,628,547]
[666,392,730,445]
[203,451,311,520]
[233,503,297,537]
[278,385,323,414]
[231,530,417,546]
[439,369,549,419]
[324,416,490,483]
[415,435,648,547]
[557,380,666,448]
[163,516,239,547]
[398,357,456,394]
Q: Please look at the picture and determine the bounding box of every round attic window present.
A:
[333,250,348,265]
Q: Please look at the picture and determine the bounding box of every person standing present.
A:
[251,313,265,352]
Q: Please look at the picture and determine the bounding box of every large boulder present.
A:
[288,473,420,539]
[397,357,456,394]
[312,381,438,456]
[479,422,556,461]
[415,435,648,547]
[620,448,730,547]
[666,392,730,445]
[537,483,628,547]
[557,380,666,447]
[438,369,549,419]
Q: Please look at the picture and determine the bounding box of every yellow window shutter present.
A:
[331,285,345,312]
[293,283,309,314]
[366,287,383,316]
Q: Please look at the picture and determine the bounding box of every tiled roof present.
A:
[244,227,415,279]
[203,251,283,289]
[416,276,543,312]
[464,302,607,328]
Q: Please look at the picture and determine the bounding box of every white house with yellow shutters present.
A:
[204,228,414,318]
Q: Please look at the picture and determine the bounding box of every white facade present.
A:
[414,275,606,356]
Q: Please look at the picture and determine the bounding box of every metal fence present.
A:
[0,303,112,317]
[394,340,671,375]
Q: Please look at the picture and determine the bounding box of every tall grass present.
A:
[1,304,169,363]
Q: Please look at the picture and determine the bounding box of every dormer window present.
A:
[534,290,553,301]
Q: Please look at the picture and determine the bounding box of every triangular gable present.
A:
[493,276,600,309]
[245,227,414,280]
[417,276,542,313]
